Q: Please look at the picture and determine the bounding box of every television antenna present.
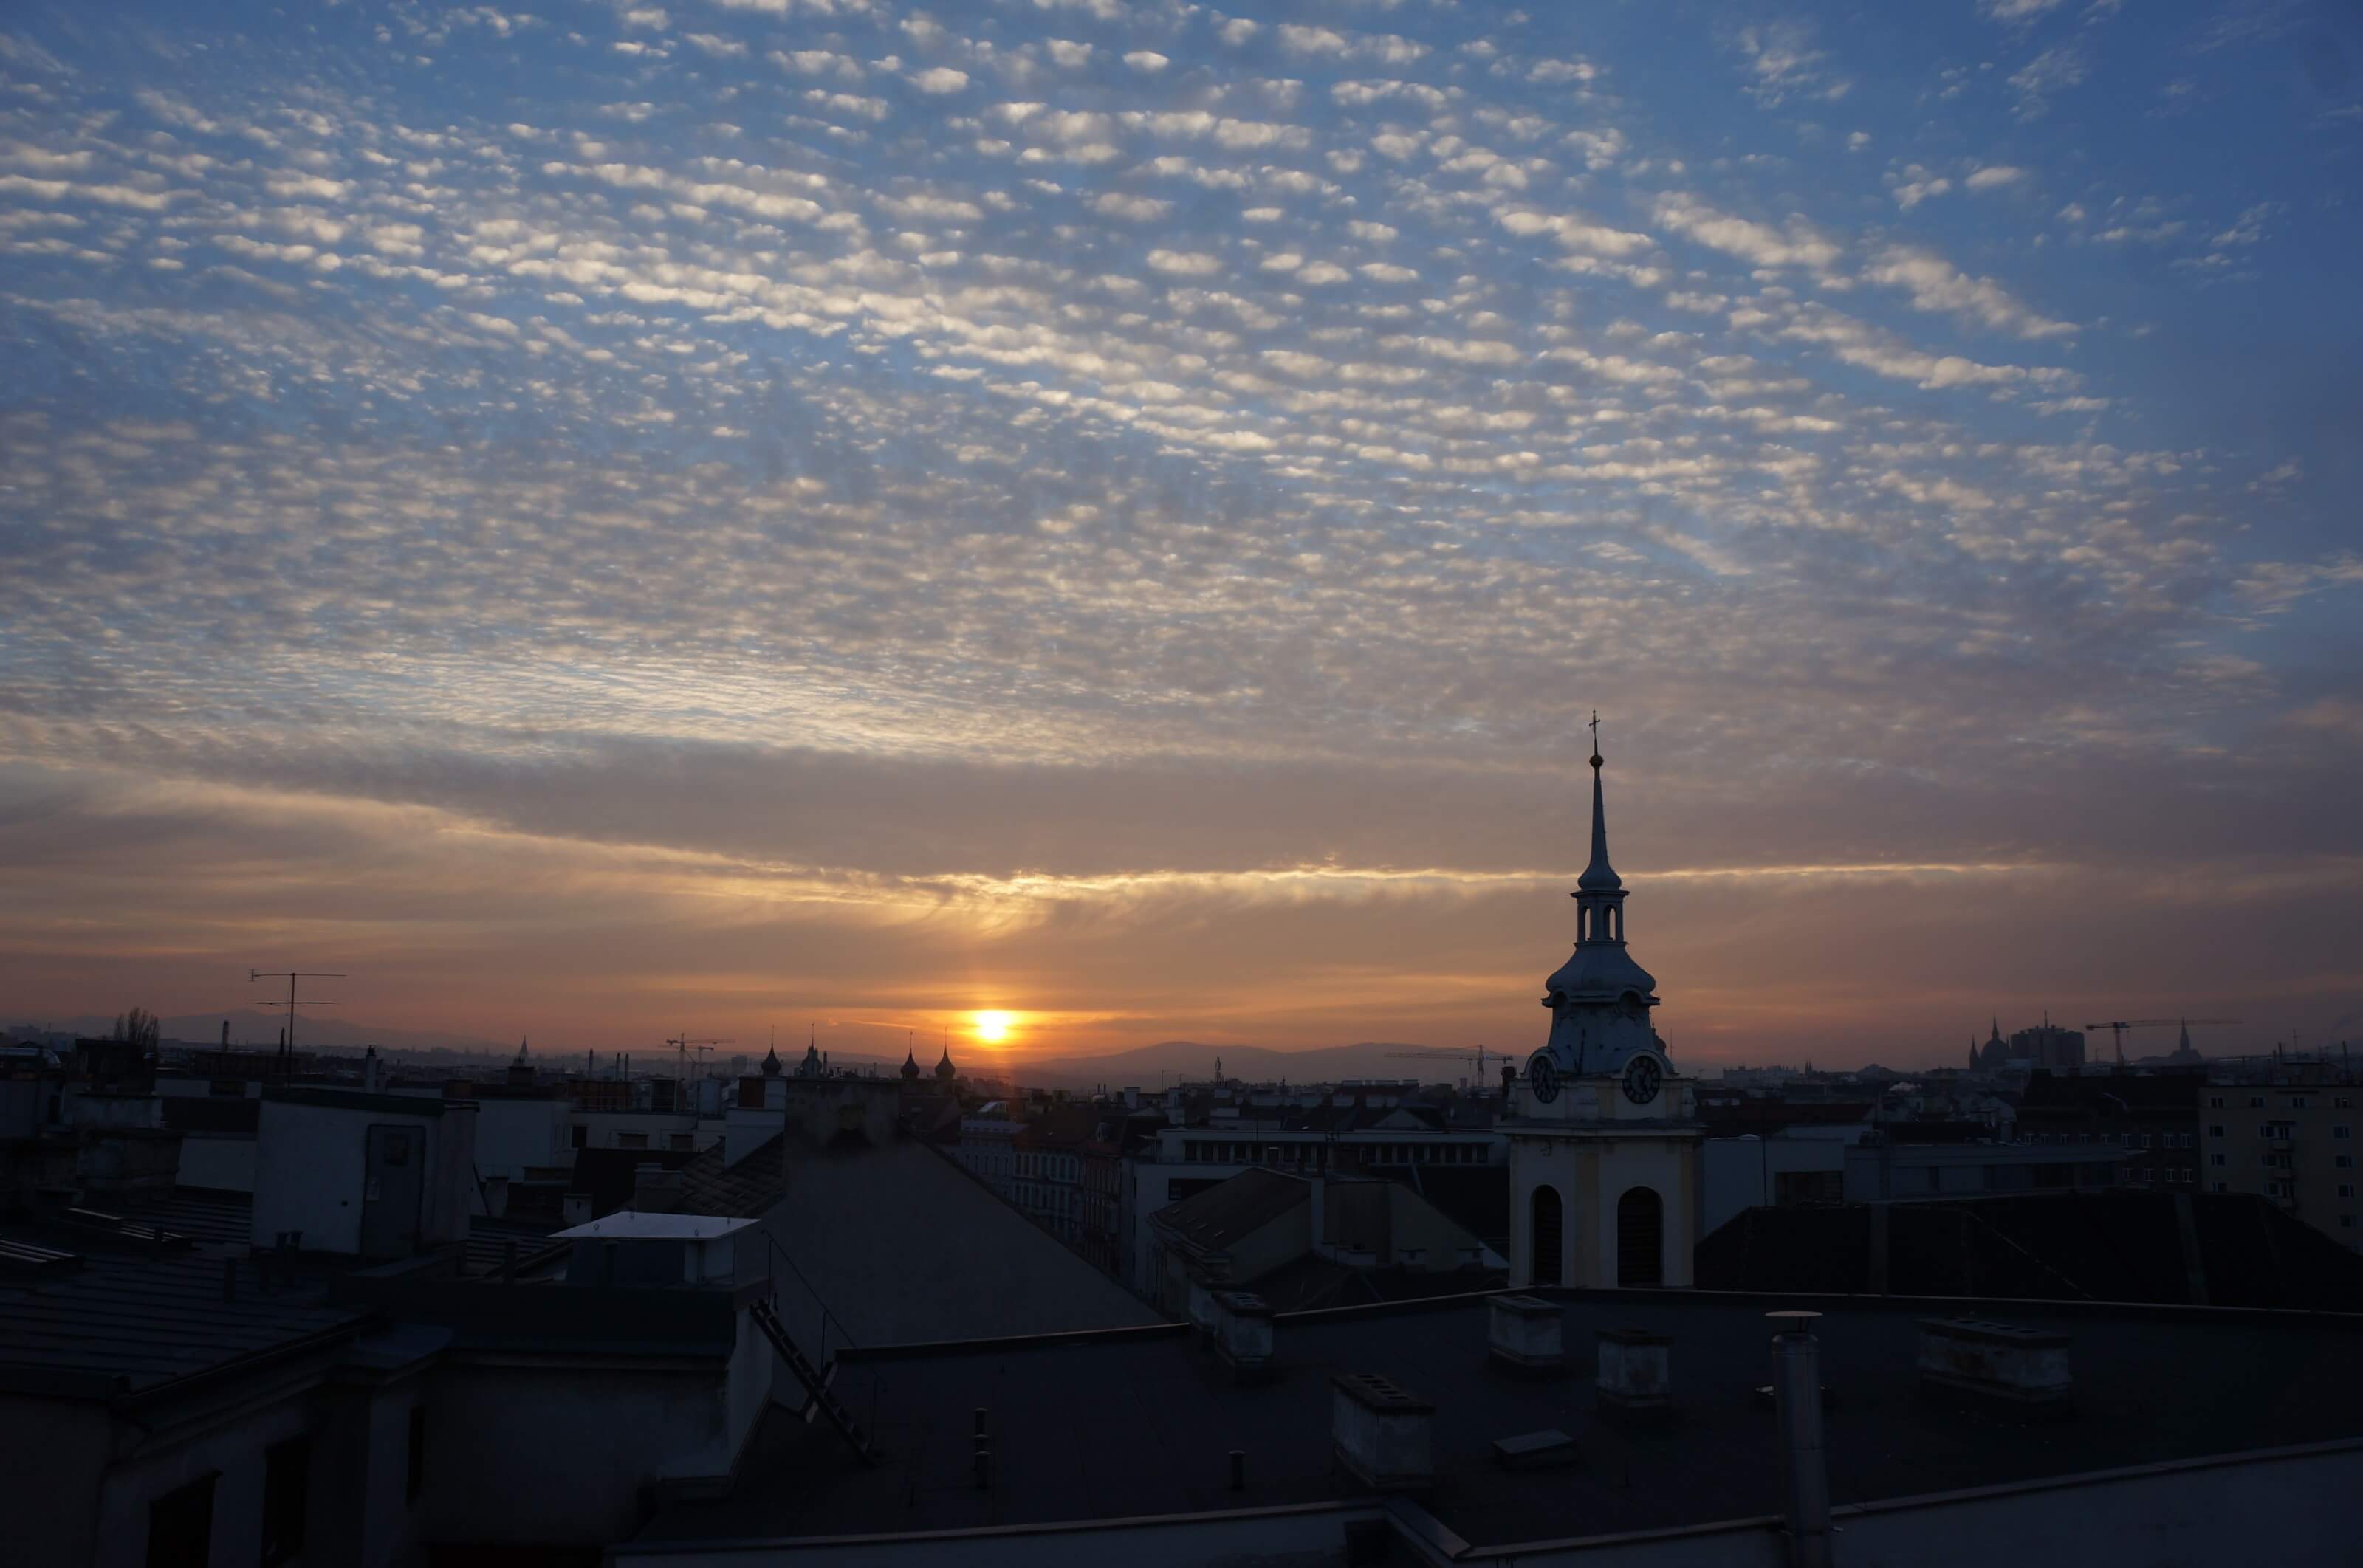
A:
[250,969,344,1055]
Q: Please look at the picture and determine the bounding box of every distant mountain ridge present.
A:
[30,1009,515,1058]
[1009,1039,1490,1088]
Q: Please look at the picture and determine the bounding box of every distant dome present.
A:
[935,1046,957,1082]
[901,1048,922,1081]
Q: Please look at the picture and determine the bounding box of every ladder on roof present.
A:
[747,1297,881,1465]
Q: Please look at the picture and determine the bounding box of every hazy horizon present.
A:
[4,2,2358,1071]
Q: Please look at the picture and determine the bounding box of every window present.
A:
[2140,1168,2155,1183]
[2209,1096,2225,1109]
[2340,1184,2356,1200]
[2336,1126,2353,1141]
[261,1437,309,1566]
[2343,1215,2358,1231]
[407,1406,427,1503]
[2249,1097,2266,1109]
[147,1475,216,1568]
[2337,1098,2353,1110]
[2209,1124,2226,1138]
[2211,1182,2228,1194]
[614,1132,647,1149]
[668,1132,693,1151]
[569,1124,587,1149]
[2212,1152,2227,1167]
[2288,1097,2311,1110]
[2339,1155,2356,1170]
[2266,1180,2291,1198]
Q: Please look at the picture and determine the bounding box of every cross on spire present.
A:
[1588,709,1601,766]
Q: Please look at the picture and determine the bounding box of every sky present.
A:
[2,0,2359,1073]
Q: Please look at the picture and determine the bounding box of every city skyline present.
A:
[4,1,2359,1067]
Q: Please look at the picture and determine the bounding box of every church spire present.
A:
[1577,712,1621,893]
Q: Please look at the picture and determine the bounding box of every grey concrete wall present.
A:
[425,1355,747,1547]
[0,1396,112,1567]
[176,1130,257,1192]
[87,1377,318,1568]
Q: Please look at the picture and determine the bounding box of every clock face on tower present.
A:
[1622,1053,1662,1106]
[1527,1053,1560,1104]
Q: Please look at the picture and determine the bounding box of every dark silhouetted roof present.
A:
[159,1096,261,1135]
[1695,1191,2363,1309]
[633,1288,2363,1553]
[673,1132,1160,1347]
[0,1217,366,1399]
[1381,1164,1511,1253]
[672,1136,787,1219]
[2020,1070,2205,1110]
[570,1146,706,1217]
[1152,1167,1308,1252]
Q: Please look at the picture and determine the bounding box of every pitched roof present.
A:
[0,1208,368,1399]
[671,1136,787,1220]
[1151,1167,1308,1252]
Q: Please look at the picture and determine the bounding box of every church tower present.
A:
[1505,725,1701,1290]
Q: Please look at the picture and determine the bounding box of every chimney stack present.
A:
[1594,1326,1673,1423]
[1210,1291,1274,1383]
[1329,1373,1433,1491]
[1769,1312,1831,1568]
[1917,1317,2072,1416]
[1488,1293,1566,1377]
[631,1164,684,1214]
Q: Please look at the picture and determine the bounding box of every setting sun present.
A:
[973,1010,1013,1045]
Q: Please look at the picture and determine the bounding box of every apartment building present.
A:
[2203,1067,2360,1251]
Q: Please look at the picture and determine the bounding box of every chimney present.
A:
[481,1175,511,1219]
[1594,1326,1673,1424]
[1916,1317,2073,1417]
[221,1020,230,1049]
[561,1192,591,1227]
[1328,1373,1433,1491]
[1487,1293,1566,1377]
[362,1046,380,1093]
[1770,1312,1832,1568]
[1210,1291,1274,1383]
[442,1079,474,1101]
[631,1163,684,1214]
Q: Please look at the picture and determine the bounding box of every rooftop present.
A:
[1153,1166,1306,1252]
[1698,1191,2363,1310]
[633,1287,2363,1553]
[674,1132,1160,1344]
[0,1206,366,1399]
[553,1211,760,1241]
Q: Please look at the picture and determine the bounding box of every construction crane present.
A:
[2082,1018,2241,1067]
[665,1035,734,1082]
[1384,1046,1497,1082]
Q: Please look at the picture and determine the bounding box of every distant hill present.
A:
[1011,1039,1499,1089]
[40,1009,515,1059]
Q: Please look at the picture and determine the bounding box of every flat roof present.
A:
[552,1211,759,1241]
[633,1289,2363,1552]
